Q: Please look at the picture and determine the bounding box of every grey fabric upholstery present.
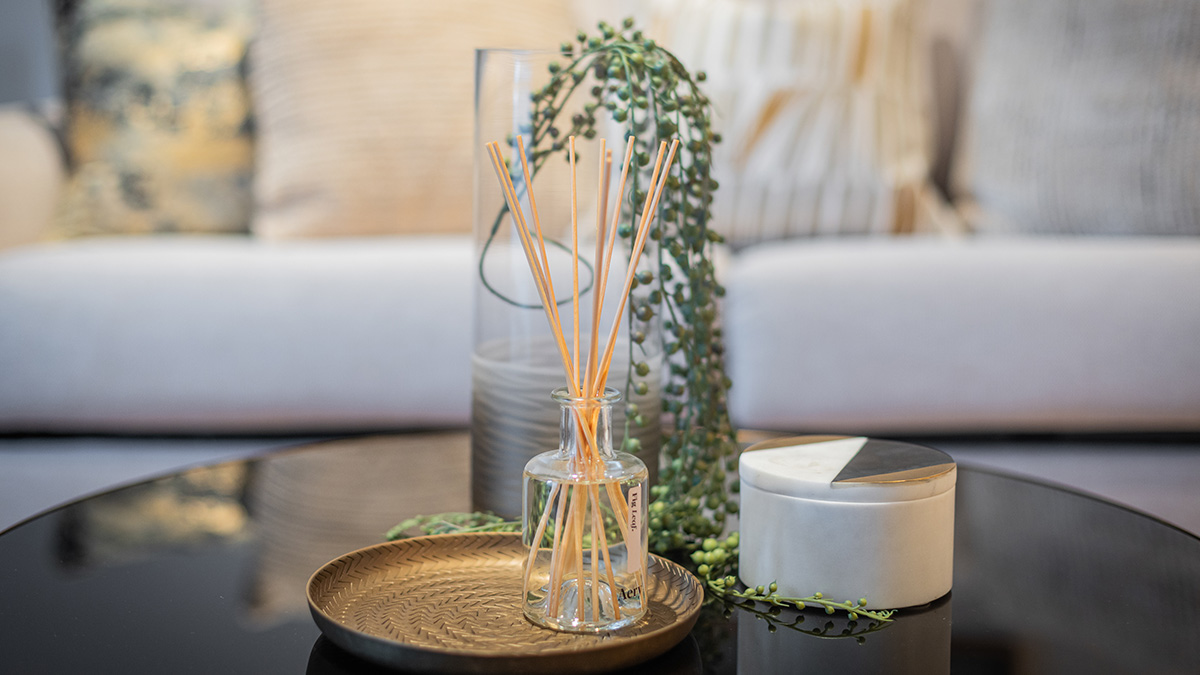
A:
[724,236,1200,433]
[0,236,474,432]
[953,0,1200,235]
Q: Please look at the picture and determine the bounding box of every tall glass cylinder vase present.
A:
[472,48,662,518]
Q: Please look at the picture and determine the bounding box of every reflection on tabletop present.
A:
[306,633,704,675]
[34,434,1200,674]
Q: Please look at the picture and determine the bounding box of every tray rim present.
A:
[306,531,704,668]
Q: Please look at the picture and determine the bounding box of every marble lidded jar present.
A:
[738,436,956,610]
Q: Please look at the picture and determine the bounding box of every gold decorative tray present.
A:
[307,532,703,673]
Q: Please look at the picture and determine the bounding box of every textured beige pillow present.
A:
[645,0,952,246]
[953,0,1200,235]
[0,106,63,249]
[251,0,576,239]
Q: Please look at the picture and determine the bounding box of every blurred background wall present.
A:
[0,0,59,104]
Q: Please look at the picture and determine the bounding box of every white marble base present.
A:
[739,479,955,610]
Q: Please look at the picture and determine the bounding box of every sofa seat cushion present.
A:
[0,236,473,432]
[724,236,1200,433]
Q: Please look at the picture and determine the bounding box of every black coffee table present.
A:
[1,433,1198,674]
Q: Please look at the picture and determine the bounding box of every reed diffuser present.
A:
[486,134,678,632]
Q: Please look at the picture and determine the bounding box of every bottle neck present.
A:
[559,401,615,460]
[553,387,621,461]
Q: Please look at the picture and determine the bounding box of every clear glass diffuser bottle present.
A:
[522,387,649,632]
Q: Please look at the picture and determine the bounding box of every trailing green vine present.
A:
[384,512,518,540]
[387,18,891,626]
[502,17,739,558]
[710,595,894,643]
[688,532,895,624]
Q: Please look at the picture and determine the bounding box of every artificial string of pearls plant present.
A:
[549,17,737,560]
[389,18,891,625]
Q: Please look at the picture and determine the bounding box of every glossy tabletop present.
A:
[1,433,1198,674]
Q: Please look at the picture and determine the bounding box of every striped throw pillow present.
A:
[646,0,947,246]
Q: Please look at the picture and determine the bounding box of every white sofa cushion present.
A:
[724,236,1200,433]
[0,236,473,432]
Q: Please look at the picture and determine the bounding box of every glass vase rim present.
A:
[475,47,562,57]
[550,387,622,405]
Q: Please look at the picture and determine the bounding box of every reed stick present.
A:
[596,139,637,341]
[515,136,571,388]
[593,139,679,397]
[545,477,570,610]
[523,482,560,590]
[585,140,609,398]
[571,483,586,621]
[590,499,600,621]
[590,484,622,619]
[515,136,557,330]
[569,137,581,393]
[485,143,575,392]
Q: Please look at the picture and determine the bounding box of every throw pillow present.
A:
[55,0,254,236]
[952,0,1200,235]
[0,105,65,249]
[643,0,950,246]
[250,0,576,239]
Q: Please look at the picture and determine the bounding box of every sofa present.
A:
[2,0,1198,517]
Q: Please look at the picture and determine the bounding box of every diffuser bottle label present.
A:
[626,483,643,563]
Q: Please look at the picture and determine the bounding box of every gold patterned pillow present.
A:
[55,0,254,236]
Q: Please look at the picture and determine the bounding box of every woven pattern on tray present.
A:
[309,534,696,654]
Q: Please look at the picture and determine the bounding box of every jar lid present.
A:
[739,436,956,503]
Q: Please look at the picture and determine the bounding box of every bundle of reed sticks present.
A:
[485,133,678,626]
